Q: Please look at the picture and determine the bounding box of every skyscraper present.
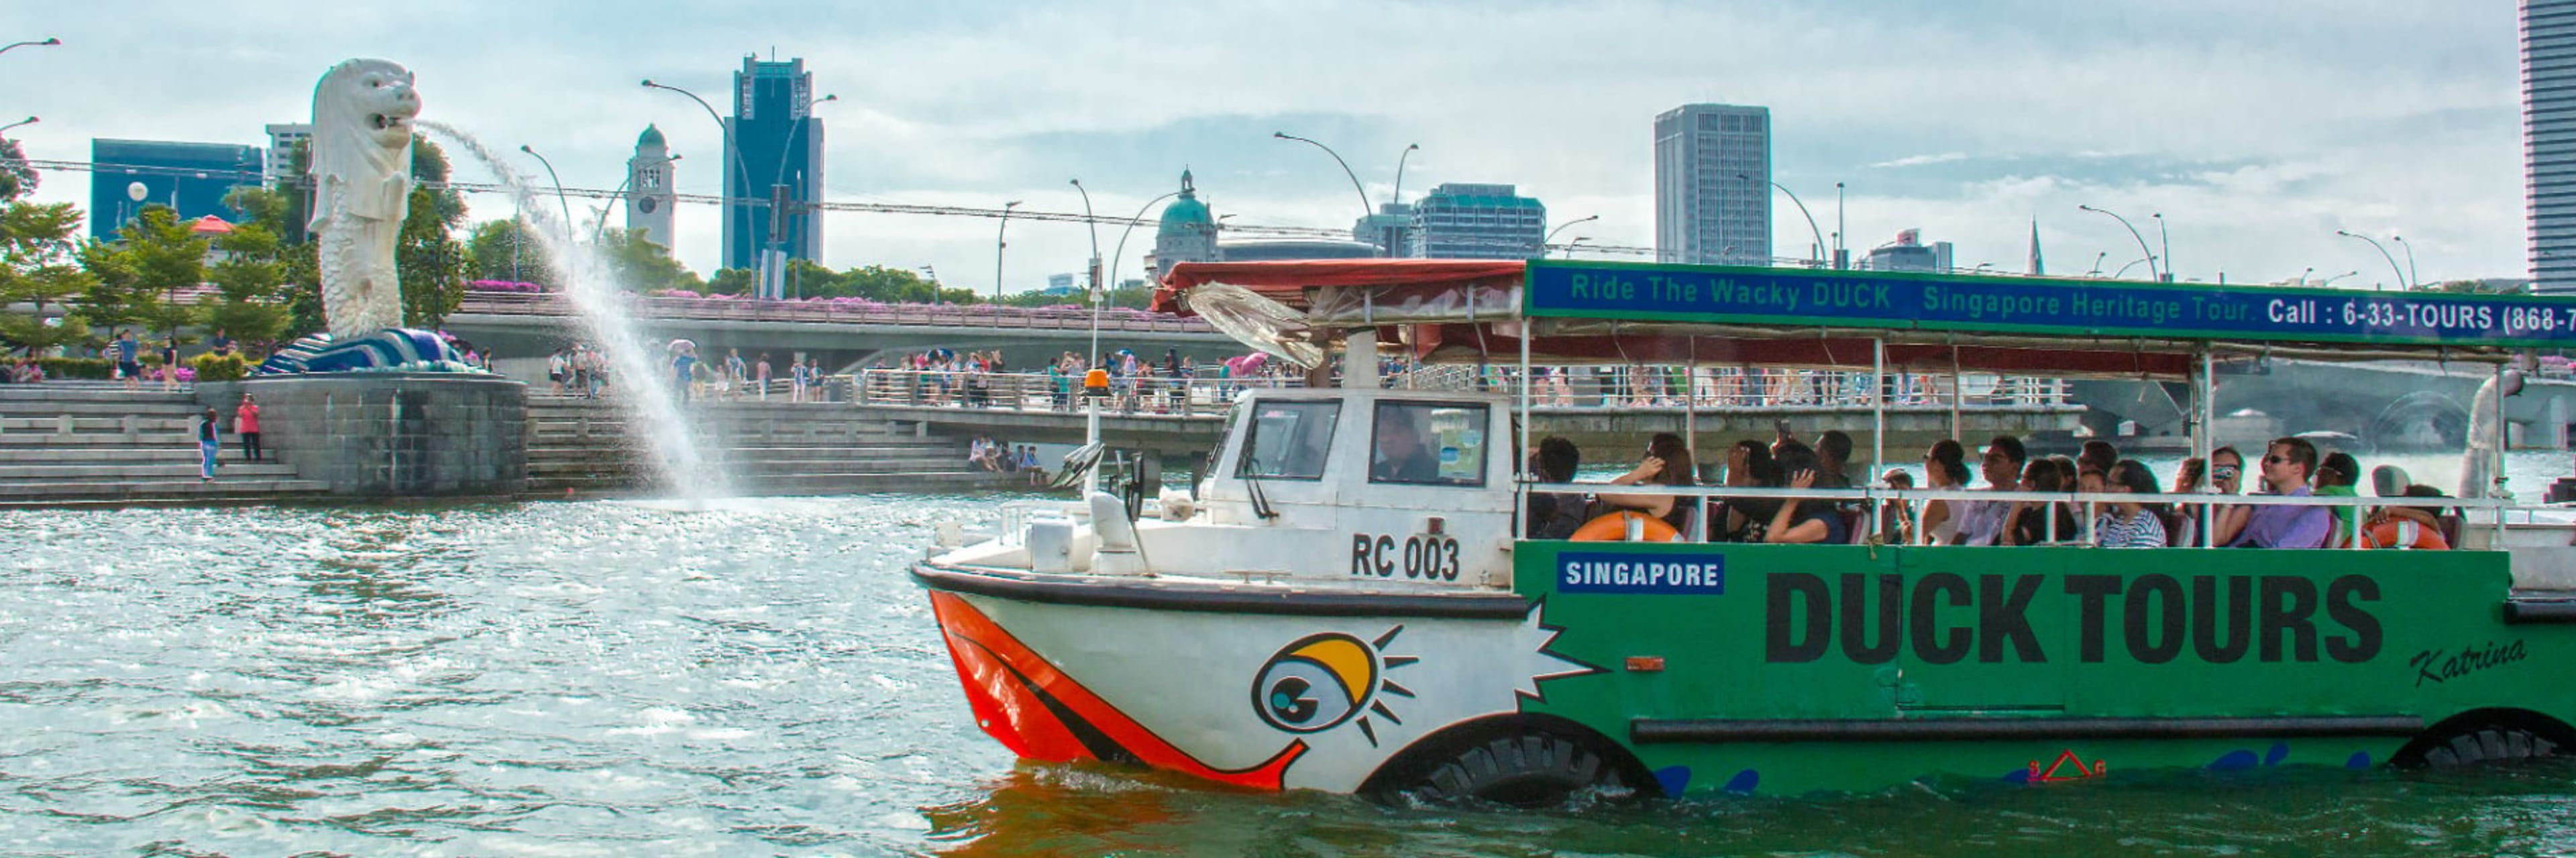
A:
[1654,103,1771,266]
[626,125,677,250]
[724,55,824,294]
[2527,0,2576,294]
[1409,183,1544,259]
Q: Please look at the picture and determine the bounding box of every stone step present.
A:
[1,416,198,433]
[0,401,207,417]
[0,447,204,463]
[0,478,331,500]
[0,386,196,405]
[0,462,303,480]
[0,433,202,447]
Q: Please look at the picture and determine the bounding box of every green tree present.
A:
[465,219,553,287]
[597,227,700,292]
[396,136,468,328]
[706,266,757,296]
[200,194,294,349]
[0,200,93,354]
[80,205,209,339]
[0,137,38,203]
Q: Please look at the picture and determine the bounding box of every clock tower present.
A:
[625,125,677,250]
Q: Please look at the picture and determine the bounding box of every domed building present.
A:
[1148,170,1218,280]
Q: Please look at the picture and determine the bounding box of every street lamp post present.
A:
[1834,182,1847,269]
[2296,266,2314,286]
[761,93,837,301]
[1069,178,1108,495]
[2392,234,2420,288]
[0,115,34,137]
[0,37,60,56]
[2321,270,2360,287]
[2086,251,2108,277]
[1273,131,1376,253]
[641,78,758,286]
[994,199,1022,303]
[2335,229,2406,292]
[2112,256,2155,280]
[1564,236,1591,258]
[2152,212,2171,282]
[2079,205,2158,283]
[1106,191,1183,308]
[1746,174,1825,267]
[1544,215,1599,258]
[517,145,574,239]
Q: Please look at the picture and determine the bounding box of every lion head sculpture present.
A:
[308,58,420,229]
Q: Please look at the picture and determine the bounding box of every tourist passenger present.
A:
[197,407,220,482]
[1765,443,1849,545]
[1917,439,1970,545]
[1955,435,2027,546]
[725,349,746,399]
[1712,439,1779,543]
[2077,439,2118,492]
[2000,456,2078,545]
[1877,469,1917,544]
[1524,437,1587,539]
[2316,451,2363,547]
[2223,437,2330,549]
[2200,447,2251,545]
[547,347,568,396]
[2093,459,2168,548]
[1598,433,1697,534]
[235,394,262,463]
[1815,430,1855,490]
[755,354,773,400]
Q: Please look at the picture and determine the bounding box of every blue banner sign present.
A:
[1556,551,1726,596]
[1523,260,2576,349]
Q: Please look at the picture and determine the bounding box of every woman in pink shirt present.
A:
[235,394,263,462]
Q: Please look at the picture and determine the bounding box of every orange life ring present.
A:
[1570,511,1681,543]
[2361,519,2449,550]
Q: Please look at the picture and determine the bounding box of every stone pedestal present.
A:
[200,373,527,497]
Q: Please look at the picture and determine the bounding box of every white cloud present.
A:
[1870,153,1972,169]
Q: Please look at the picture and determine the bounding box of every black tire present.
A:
[2421,727,2559,767]
[1403,733,1623,808]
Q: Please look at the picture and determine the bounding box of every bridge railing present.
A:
[848,368,2074,414]
[853,368,1304,416]
[455,292,1220,334]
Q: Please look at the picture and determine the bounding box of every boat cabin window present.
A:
[1370,401,1489,487]
[1234,400,1340,480]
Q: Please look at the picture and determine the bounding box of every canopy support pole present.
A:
[1949,346,1964,440]
[1685,337,1699,473]
[1872,337,1886,485]
[1516,319,1534,541]
[2196,347,2214,549]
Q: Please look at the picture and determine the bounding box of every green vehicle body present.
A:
[1511,541,2561,796]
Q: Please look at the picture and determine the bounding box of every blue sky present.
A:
[3,0,2525,290]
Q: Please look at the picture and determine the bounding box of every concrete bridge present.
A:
[440,292,1239,382]
[848,370,2084,462]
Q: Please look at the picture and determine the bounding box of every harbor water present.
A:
[7,472,2576,855]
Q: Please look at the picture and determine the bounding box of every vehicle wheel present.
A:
[1403,733,1623,808]
[2421,727,2558,767]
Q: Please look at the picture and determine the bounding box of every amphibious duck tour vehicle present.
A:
[915,258,2576,803]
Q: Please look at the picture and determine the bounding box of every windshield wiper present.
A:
[1242,458,1281,520]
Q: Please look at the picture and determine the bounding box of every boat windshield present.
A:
[1370,400,1490,487]
[1236,400,1340,480]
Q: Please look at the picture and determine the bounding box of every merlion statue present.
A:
[309,58,420,339]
